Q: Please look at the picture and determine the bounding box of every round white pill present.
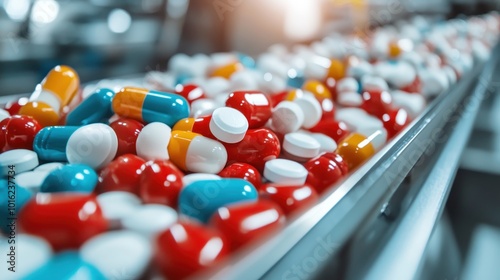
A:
[136,122,172,161]
[271,101,304,135]
[66,124,118,170]
[97,191,141,228]
[34,162,65,173]
[81,231,152,280]
[182,173,221,187]
[361,75,389,92]
[263,159,308,186]
[16,171,50,193]
[293,93,322,129]
[0,234,52,279]
[283,133,321,159]
[122,205,178,237]
[0,149,38,176]
[209,107,249,143]
[308,132,337,153]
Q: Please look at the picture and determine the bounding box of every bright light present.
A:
[284,0,322,41]
[108,8,132,34]
[30,0,60,24]
[4,0,30,21]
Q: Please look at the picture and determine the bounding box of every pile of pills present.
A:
[1,13,499,280]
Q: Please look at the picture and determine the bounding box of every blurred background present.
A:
[0,0,498,95]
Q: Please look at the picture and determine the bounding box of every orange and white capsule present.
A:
[19,65,80,127]
[168,130,227,174]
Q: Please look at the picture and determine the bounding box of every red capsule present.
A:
[321,98,335,120]
[4,97,28,115]
[224,128,281,172]
[218,162,262,189]
[382,108,411,138]
[0,115,41,152]
[109,118,144,157]
[268,91,288,108]
[259,183,318,215]
[225,91,272,128]
[210,200,285,250]
[96,154,146,194]
[19,193,108,251]
[139,160,184,208]
[361,89,393,118]
[309,119,350,143]
[304,152,345,193]
[155,221,229,280]
[321,152,349,176]
[175,83,206,104]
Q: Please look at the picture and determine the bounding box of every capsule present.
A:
[225,91,272,128]
[335,130,388,171]
[66,88,115,126]
[19,65,80,127]
[179,178,258,223]
[34,126,80,162]
[210,62,243,79]
[172,116,214,139]
[112,87,189,127]
[168,131,227,174]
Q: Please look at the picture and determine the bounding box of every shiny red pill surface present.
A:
[382,108,411,138]
[225,91,272,128]
[109,118,144,157]
[155,221,229,280]
[361,89,393,118]
[210,200,285,250]
[175,83,206,104]
[0,115,41,152]
[96,154,146,194]
[3,97,28,115]
[259,183,318,215]
[309,119,350,143]
[139,160,184,208]
[304,152,345,193]
[18,193,108,251]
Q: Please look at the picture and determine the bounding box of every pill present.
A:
[66,123,118,170]
[81,231,152,280]
[168,131,227,174]
[179,178,258,223]
[360,89,393,118]
[19,65,80,127]
[302,131,338,153]
[361,75,389,92]
[139,160,184,207]
[218,162,262,190]
[0,115,41,152]
[174,84,206,104]
[210,107,249,143]
[173,115,214,138]
[0,149,39,176]
[65,88,115,126]
[38,163,96,193]
[338,91,363,107]
[96,191,141,228]
[210,200,285,250]
[335,133,376,171]
[304,153,345,193]
[97,154,146,195]
[0,234,52,279]
[109,118,144,157]
[271,101,304,134]
[19,193,108,251]
[224,128,281,172]
[382,108,411,138]
[16,171,50,193]
[201,77,231,98]
[24,251,105,280]
[1,180,32,233]
[122,204,178,237]
[33,126,79,162]
[309,119,351,143]
[182,173,221,186]
[283,132,321,161]
[136,122,171,161]
[155,221,229,280]
[112,87,190,127]
[211,61,243,79]
[293,93,322,129]
[225,91,272,128]
[263,159,308,186]
[259,183,318,215]
[302,80,332,100]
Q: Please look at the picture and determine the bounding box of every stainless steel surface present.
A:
[364,44,499,280]
[194,45,498,280]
